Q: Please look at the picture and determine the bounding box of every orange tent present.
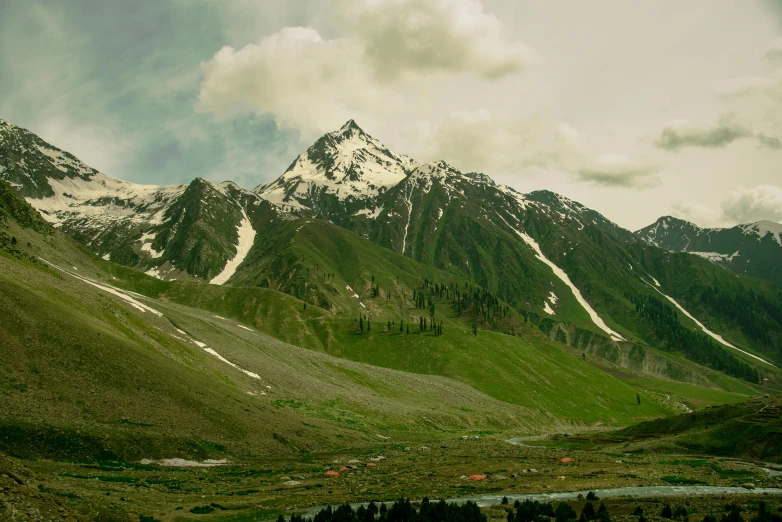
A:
[366,463,377,467]
[468,474,486,480]
[559,458,574,463]
[324,471,340,477]
[339,466,349,471]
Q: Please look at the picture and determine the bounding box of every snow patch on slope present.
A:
[689,251,740,263]
[29,173,185,227]
[138,231,164,259]
[202,347,261,379]
[644,279,774,367]
[354,206,384,219]
[210,210,256,285]
[513,230,625,341]
[255,121,415,209]
[41,259,163,316]
[740,220,782,246]
[140,458,228,468]
[170,327,262,380]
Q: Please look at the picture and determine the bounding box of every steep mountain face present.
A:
[254,119,416,233]
[253,122,782,375]
[0,120,262,283]
[3,117,781,384]
[525,190,636,242]
[636,216,782,285]
[0,119,99,198]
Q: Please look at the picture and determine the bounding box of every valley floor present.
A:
[3,435,781,521]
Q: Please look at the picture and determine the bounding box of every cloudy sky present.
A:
[2,0,782,230]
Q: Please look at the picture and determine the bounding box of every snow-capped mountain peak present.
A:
[410,160,461,180]
[739,220,782,246]
[635,215,782,284]
[254,120,417,212]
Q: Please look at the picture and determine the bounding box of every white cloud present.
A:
[411,109,658,188]
[670,201,723,228]
[654,114,781,151]
[576,154,660,189]
[721,184,782,224]
[765,37,782,62]
[197,27,385,138]
[36,119,128,175]
[411,110,578,173]
[655,116,753,151]
[197,0,536,138]
[336,0,537,81]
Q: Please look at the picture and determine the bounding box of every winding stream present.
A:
[282,486,782,520]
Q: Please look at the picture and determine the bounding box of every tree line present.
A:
[625,292,761,383]
[278,498,486,522]
[696,285,782,357]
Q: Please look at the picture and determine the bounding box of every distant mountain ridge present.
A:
[2,117,782,383]
[635,215,782,285]
[254,119,416,218]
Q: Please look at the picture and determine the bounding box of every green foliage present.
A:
[697,285,782,357]
[509,499,556,522]
[662,476,707,485]
[301,499,487,522]
[555,503,578,522]
[0,178,51,233]
[581,502,597,521]
[625,291,761,383]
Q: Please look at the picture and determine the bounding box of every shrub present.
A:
[581,502,596,521]
[674,506,689,521]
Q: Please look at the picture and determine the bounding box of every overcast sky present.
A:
[2,0,782,230]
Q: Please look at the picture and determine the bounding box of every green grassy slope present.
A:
[0,217,557,461]
[223,212,775,390]
[0,178,771,466]
[590,395,782,463]
[106,223,679,425]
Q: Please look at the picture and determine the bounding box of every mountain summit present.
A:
[635,215,782,284]
[254,120,416,213]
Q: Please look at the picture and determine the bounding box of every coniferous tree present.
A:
[582,502,596,521]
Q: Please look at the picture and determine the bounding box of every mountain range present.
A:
[1,116,782,411]
[636,215,782,285]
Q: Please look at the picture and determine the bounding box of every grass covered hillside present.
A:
[0,176,772,466]
[0,184,561,461]
[103,221,679,426]
[583,395,782,463]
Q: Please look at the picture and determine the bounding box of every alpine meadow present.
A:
[1,1,782,521]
